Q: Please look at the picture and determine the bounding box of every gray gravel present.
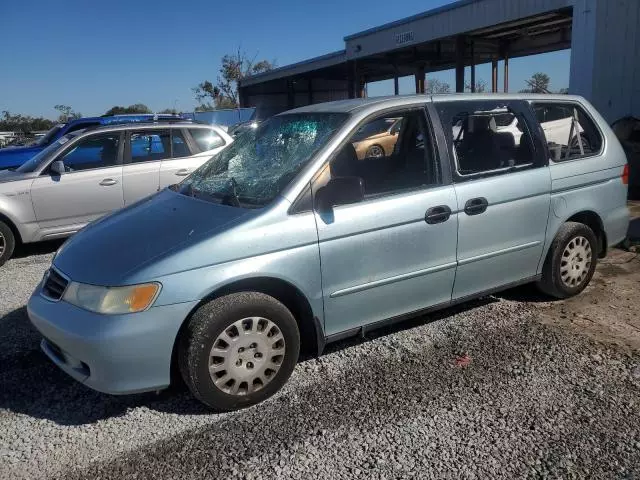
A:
[1,246,639,479]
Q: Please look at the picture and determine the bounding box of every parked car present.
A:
[0,122,232,265]
[351,117,402,159]
[28,94,629,412]
[0,114,185,170]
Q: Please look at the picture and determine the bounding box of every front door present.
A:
[434,99,551,299]
[314,108,458,337]
[31,132,124,236]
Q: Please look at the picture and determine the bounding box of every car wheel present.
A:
[0,221,16,267]
[538,222,598,299]
[365,144,385,158]
[178,292,300,411]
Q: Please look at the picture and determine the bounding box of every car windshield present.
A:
[176,112,347,207]
[33,124,65,147]
[15,133,76,173]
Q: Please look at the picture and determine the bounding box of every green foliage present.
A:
[194,48,274,109]
[104,104,152,116]
[54,104,82,123]
[0,110,55,133]
[158,108,178,114]
[519,73,551,93]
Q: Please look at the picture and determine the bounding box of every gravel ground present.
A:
[1,244,640,479]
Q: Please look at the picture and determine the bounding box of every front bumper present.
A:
[28,285,198,395]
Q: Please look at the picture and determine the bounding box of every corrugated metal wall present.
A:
[571,0,640,122]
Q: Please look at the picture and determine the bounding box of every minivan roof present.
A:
[285,93,587,115]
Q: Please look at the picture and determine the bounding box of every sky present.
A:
[0,0,570,119]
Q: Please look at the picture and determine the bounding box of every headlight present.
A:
[62,282,161,314]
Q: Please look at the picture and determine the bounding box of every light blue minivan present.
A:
[28,95,629,411]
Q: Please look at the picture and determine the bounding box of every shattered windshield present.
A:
[177,112,347,207]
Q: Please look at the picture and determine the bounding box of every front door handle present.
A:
[175,169,190,176]
[464,197,488,215]
[99,178,118,186]
[425,205,452,224]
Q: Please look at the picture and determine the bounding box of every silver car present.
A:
[0,122,232,265]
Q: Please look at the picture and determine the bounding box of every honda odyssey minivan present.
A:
[28,94,629,411]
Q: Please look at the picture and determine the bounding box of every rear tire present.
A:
[178,292,300,411]
[538,222,597,299]
[0,221,15,267]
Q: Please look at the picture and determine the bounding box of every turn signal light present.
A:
[622,164,629,185]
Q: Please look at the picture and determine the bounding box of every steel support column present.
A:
[394,76,399,95]
[503,54,509,93]
[287,79,295,109]
[470,41,476,93]
[491,59,498,93]
[347,61,356,99]
[455,36,465,93]
[415,65,425,94]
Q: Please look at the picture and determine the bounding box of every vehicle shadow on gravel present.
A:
[0,298,499,426]
[13,239,64,259]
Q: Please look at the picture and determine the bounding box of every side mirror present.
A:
[50,160,65,175]
[315,176,364,211]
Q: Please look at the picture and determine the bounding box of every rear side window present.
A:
[189,128,225,152]
[171,130,191,158]
[129,129,170,163]
[531,102,603,161]
[437,100,538,177]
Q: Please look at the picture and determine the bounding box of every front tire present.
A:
[538,222,598,299]
[0,221,16,267]
[178,292,300,411]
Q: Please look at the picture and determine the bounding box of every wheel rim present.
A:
[209,317,286,396]
[367,145,384,158]
[0,231,5,257]
[560,235,592,288]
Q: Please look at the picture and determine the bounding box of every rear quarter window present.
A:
[530,102,603,162]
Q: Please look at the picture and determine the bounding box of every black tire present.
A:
[365,144,385,158]
[538,222,598,299]
[178,292,300,411]
[0,220,16,267]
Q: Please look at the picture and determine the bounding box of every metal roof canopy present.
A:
[239,0,574,108]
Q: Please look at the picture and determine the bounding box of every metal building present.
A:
[239,0,640,124]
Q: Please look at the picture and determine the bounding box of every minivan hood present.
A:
[53,189,252,285]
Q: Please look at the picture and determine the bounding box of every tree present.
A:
[158,108,178,114]
[0,110,55,133]
[465,79,488,93]
[104,104,152,116]
[194,48,275,109]
[54,104,81,123]
[425,79,451,94]
[519,73,551,93]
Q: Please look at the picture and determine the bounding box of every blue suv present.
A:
[0,114,184,170]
